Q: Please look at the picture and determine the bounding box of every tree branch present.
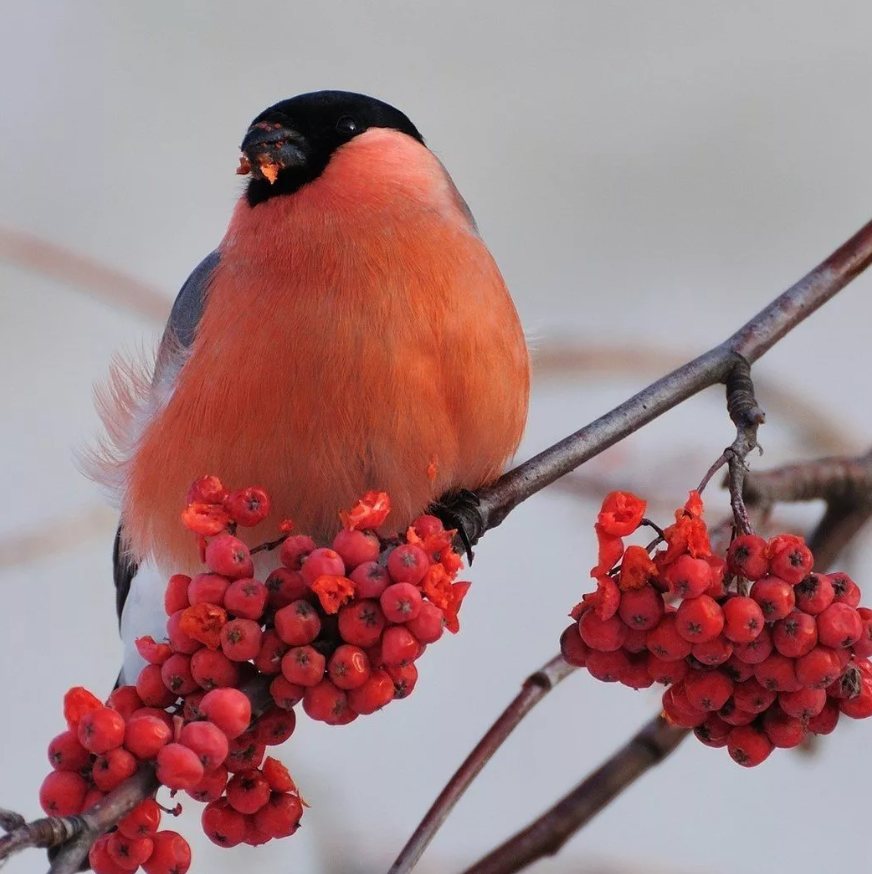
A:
[469,216,872,540]
[459,716,688,874]
[387,655,576,874]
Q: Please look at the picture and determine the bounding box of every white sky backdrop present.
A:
[3,3,872,873]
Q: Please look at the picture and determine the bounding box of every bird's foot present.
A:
[429,488,485,565]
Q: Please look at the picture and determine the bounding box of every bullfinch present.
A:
[88,90,530,682]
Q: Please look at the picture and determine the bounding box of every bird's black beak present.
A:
[238,122,307,184]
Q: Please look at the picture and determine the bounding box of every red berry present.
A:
[227,769,271,814]
[350,561,391,599]
[840,677,872,718]
[142,830,192,874]
[722,597,764,644]
[705,556,727,599]
[727,534,770,580]
[586,648,631,683]
[779,687,826,720]
[224,486,271,527]
[270,676,306,711]
[380,583,424,623]
[301,547,346,585]
[263,757,295,792]
[794,573,835,615]
[187,763,229,803]
[808,698,840,735]
[386,543,430,585]
[617,585,665,631]
[200,688,252,739]
[253,792,304,839]
[578,609,628,652]
[89,835,128,874]
[190,647,240,690]
[347,669,395,714]
[93,747,138,792]
[559,625,590,668]
[225,730,266,772]
[663,555,712,599]
[118,798,162,840]
[328,644,372,689]
[274,599,322,646]
[406,601,445,643]
[772,610,818,658]
[727,725,773,766]
[178,721,229,770]
[661,684,707,728]
[387,662,420,697]
[718,699,757,726]
[828,572,861,607]
[187,475,227,504]
[675,596,724,644]
[381,625,420,666]
[332,527,380,569]
[136,635,173,665]
[795,646,842,688]
[722,655,755,683]
[732,626,773,665]
[755,653,801,692]
[279,534,317,570]
[254,630,290,676]
[762,707,806,748]
[205,534,254,578]
[303,679,356,724]
[124,714,172,760]
[48,730,91,772]
[107,686,144,722]
[281,645,326,686]
[338,600,386,647]
[767,534,814,585]
[164,574,191,616]
[187,572,229,606]
[731,678,776,714]
[202,798,248,847]
[646,614,693,661]
[265,567,308,609]
[63,686,103,729]
[694,715,732,748]
[136,664,177,708]
[77,706,126,754]
[220,618,263,661]
[161,653,198,695]
[39,770,88,815]
[684,670,733,711]
[254,706,297,745]
[817,602,863,649]
[691,636,733,667]
[647,654,688,685]
[224,577,268,620]
[107,831,153,869]
[166,610,202,655]
[750,577,795,621]
[156,743,204,790]
[623,626,649,654]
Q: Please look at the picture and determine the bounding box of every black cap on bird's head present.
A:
[239,90,425,206]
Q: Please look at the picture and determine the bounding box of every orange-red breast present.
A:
[88,91,529,680]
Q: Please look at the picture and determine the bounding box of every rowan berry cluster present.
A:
[560,491,872,767]
[38,478,468,873]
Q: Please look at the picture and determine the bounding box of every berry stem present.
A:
[457,715,688,874]
[469,216,872,540]
[385,654,576,874]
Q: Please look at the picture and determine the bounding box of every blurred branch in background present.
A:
[0,225,169,323]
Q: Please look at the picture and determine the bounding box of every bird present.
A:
[88,90,530,683]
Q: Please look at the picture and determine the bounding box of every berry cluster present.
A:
[38,479,468,872]
[560,491,872,766]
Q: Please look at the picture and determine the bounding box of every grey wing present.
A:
[113,249,221,625]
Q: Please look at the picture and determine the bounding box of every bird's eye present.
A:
[335,116,359,136]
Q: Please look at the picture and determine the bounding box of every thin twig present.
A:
[468,216,872,541]
[386,656,576,874]
[0,810,24,833]
[458,716,688,874]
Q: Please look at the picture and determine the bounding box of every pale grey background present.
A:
[3,3,872,873]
